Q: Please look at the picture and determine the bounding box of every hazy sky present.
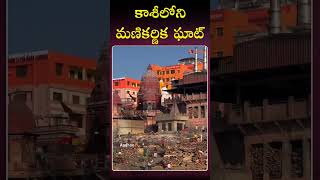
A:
[9,0,109,59]
[9,0,217,59]
[113,46,206,80]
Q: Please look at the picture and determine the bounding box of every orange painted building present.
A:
[149,58,204,89]
[9,50,97,89]
[112,77,141,105]
[211,4,297,57]
[8,50,97,137]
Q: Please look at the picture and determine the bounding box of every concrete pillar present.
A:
[244,101,250,122]
[33,88,38,116]
[270,0,281,34]
[235,0,239,9]
[263,99,269,121]
[244,140,251,172]
[82,68,87,80]
[75,71,78,79]
[205,105,208,118]
[282,140,291,180]
[158,123,162,132]
[188,105,193,119]
[288,96,294,119]
[26,92,33,111]
[173,122,177,132]
[303,138,311,179]
[297,0,311,28]
[263,145,270,180]
[307,94,311,116]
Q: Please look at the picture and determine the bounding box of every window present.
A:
[69,67,83,80]
[16,65,28,78]
[177,123,183,131]
[133,92,135,95]
[188,107,193,119]
[55,63,63,76]
[162,71,165,75]
[171,70,175,74]
[127,81,130,86]
[157,70,161,75]
[69,70,76,79]
[166,70,170,74]
[162,123,166,131]
[201,106,206,118]
[268,142,282,179]
[137,83,140,87]
[72,95,80,104]
[216,27,224,37]
[194,106,199,118]
[250,143,264,180]
[178,70,180,73]
[166,78,169,82]
[69,66,82,80]
[168,123,172,131]
[77,70,83,80]
[86,69,95,82]
[114,82,119,86]
[53,92,63,102]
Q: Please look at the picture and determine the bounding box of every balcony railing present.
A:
[34,115,79,133]
[182,93,207,101]
[226,97,310,124]
[164,93,207,104]
[155,113,188,122]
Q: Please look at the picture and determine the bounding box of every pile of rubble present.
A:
[113,132,207,170]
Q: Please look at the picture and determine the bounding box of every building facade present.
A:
[8,83,83,179]
[161,71,208,130]
[211,1,311,179]
[211,3,297,57]
[212,29,310,180]
[112,77,140,106]
[218,0,297,10]
[148,57,204,89]
[8,50,96,138]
